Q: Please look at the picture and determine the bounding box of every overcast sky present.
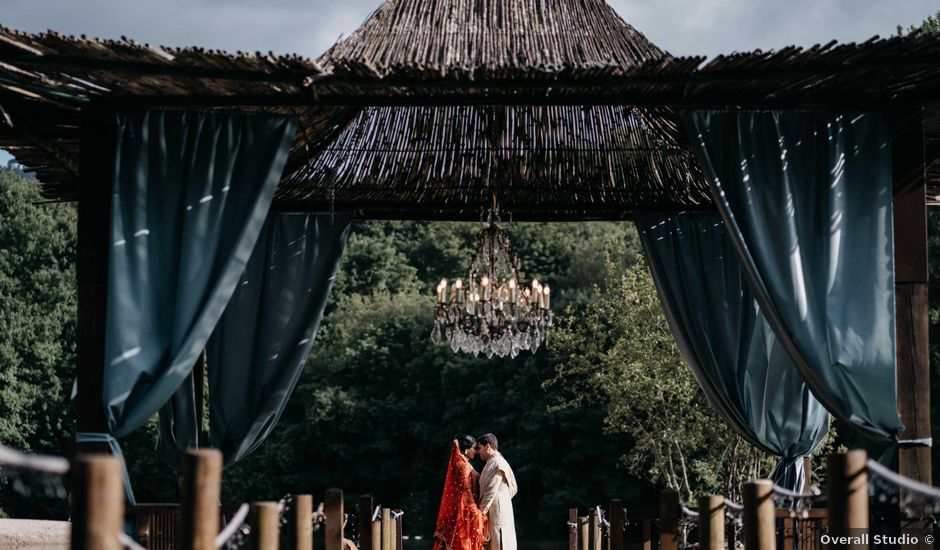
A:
[2,0,936,59]
[1,0,938,164]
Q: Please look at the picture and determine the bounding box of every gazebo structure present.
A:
[0,0,939,520]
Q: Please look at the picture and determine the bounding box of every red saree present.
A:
[433,442,486,550]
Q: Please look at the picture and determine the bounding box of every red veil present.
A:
[433,441,486,550]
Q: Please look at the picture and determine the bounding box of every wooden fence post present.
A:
[394,510,403,550]
[248,502,279,550]
[71,454,124,550]
[179,449,222,550]
[828,450,869,546]
[743,480,775,550]
[659,489,679,550]
[382,507,392,550]
[568,508,579,550]
[609,501,624,550]
[590,509,602,550]
[287,494,314,550]
[579,516,589,550]
[359,496,374,550]
[698,495,725,550]
[372,509,382,550]
[325,489,344,550]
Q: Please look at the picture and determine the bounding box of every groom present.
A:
[475,433,518,550]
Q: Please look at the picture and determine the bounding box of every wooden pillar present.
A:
[590,509,601,550]
[698,496,725,550]
[248,502,280,550]
[325,489,344,550]
[802,456,812,488]
[892,105,933,548]
[578,516,589,550]
[568,508,579,550]
[179,449,222,550]
[75,103,116,454]
[659,489,679,550]
[393,510,403,550]
[828,451,869,549]
[641,520,651,550]
[288,495,314,550]
[892,104,932,479]
[360,496,375,550]
[381,508,392,550]
[608,500,624,550]
[371,511,381,550]
[71,454,124,550]
[743,481,774,550]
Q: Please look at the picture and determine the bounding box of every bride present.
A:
[433,436,487,550]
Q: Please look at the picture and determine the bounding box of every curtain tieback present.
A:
[74,432,136,504]
[897,437,932,448]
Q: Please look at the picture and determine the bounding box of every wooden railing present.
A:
[568,503,829,550]
[66,449,404,550]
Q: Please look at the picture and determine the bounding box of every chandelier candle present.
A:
[431,209,553,358]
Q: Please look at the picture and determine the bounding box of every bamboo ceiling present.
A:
[1,0,940,218]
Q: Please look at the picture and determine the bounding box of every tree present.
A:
[898,10,940,35]
[0,170,77,517]
[548,240,779,505]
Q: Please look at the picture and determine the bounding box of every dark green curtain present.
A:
[93,109,297,500]
[636,212,830,490]
[159,212,352,466]
[685,110,903,443]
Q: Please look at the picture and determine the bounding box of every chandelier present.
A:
[431,208,552,358]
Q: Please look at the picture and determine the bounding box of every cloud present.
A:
[3,0,937,59]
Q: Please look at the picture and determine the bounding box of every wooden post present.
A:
[698,496,724,550]
[641,520,651,550]
[659,489,679,550]
[288,495,314,550]
[828,451,869,549]
[743,480,774,550]
[393,510,403,550]
[359,496,375,550]
[75,103,116,455]
[371,511,381,550]
[892,104,933,548]
[248,502,280,550]
[381,508,392,550]
[391,510,402,550]
[568,508,579,550]
[578,516,589,550]
[71,455,124,550]
[179,449,222,550]
[590,509,601,550]
[608,500,624,550]
[802,456,812,488]
[325,489,344,550]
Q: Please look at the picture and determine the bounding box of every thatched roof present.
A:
[317,0,666,80]
[2,0,940,218]
[275,104,710,219]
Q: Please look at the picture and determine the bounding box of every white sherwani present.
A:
[478,452,518,550]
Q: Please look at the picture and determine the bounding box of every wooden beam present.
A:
[892,104,933,548]
[97,90,898,109]
[75,102,115,453]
